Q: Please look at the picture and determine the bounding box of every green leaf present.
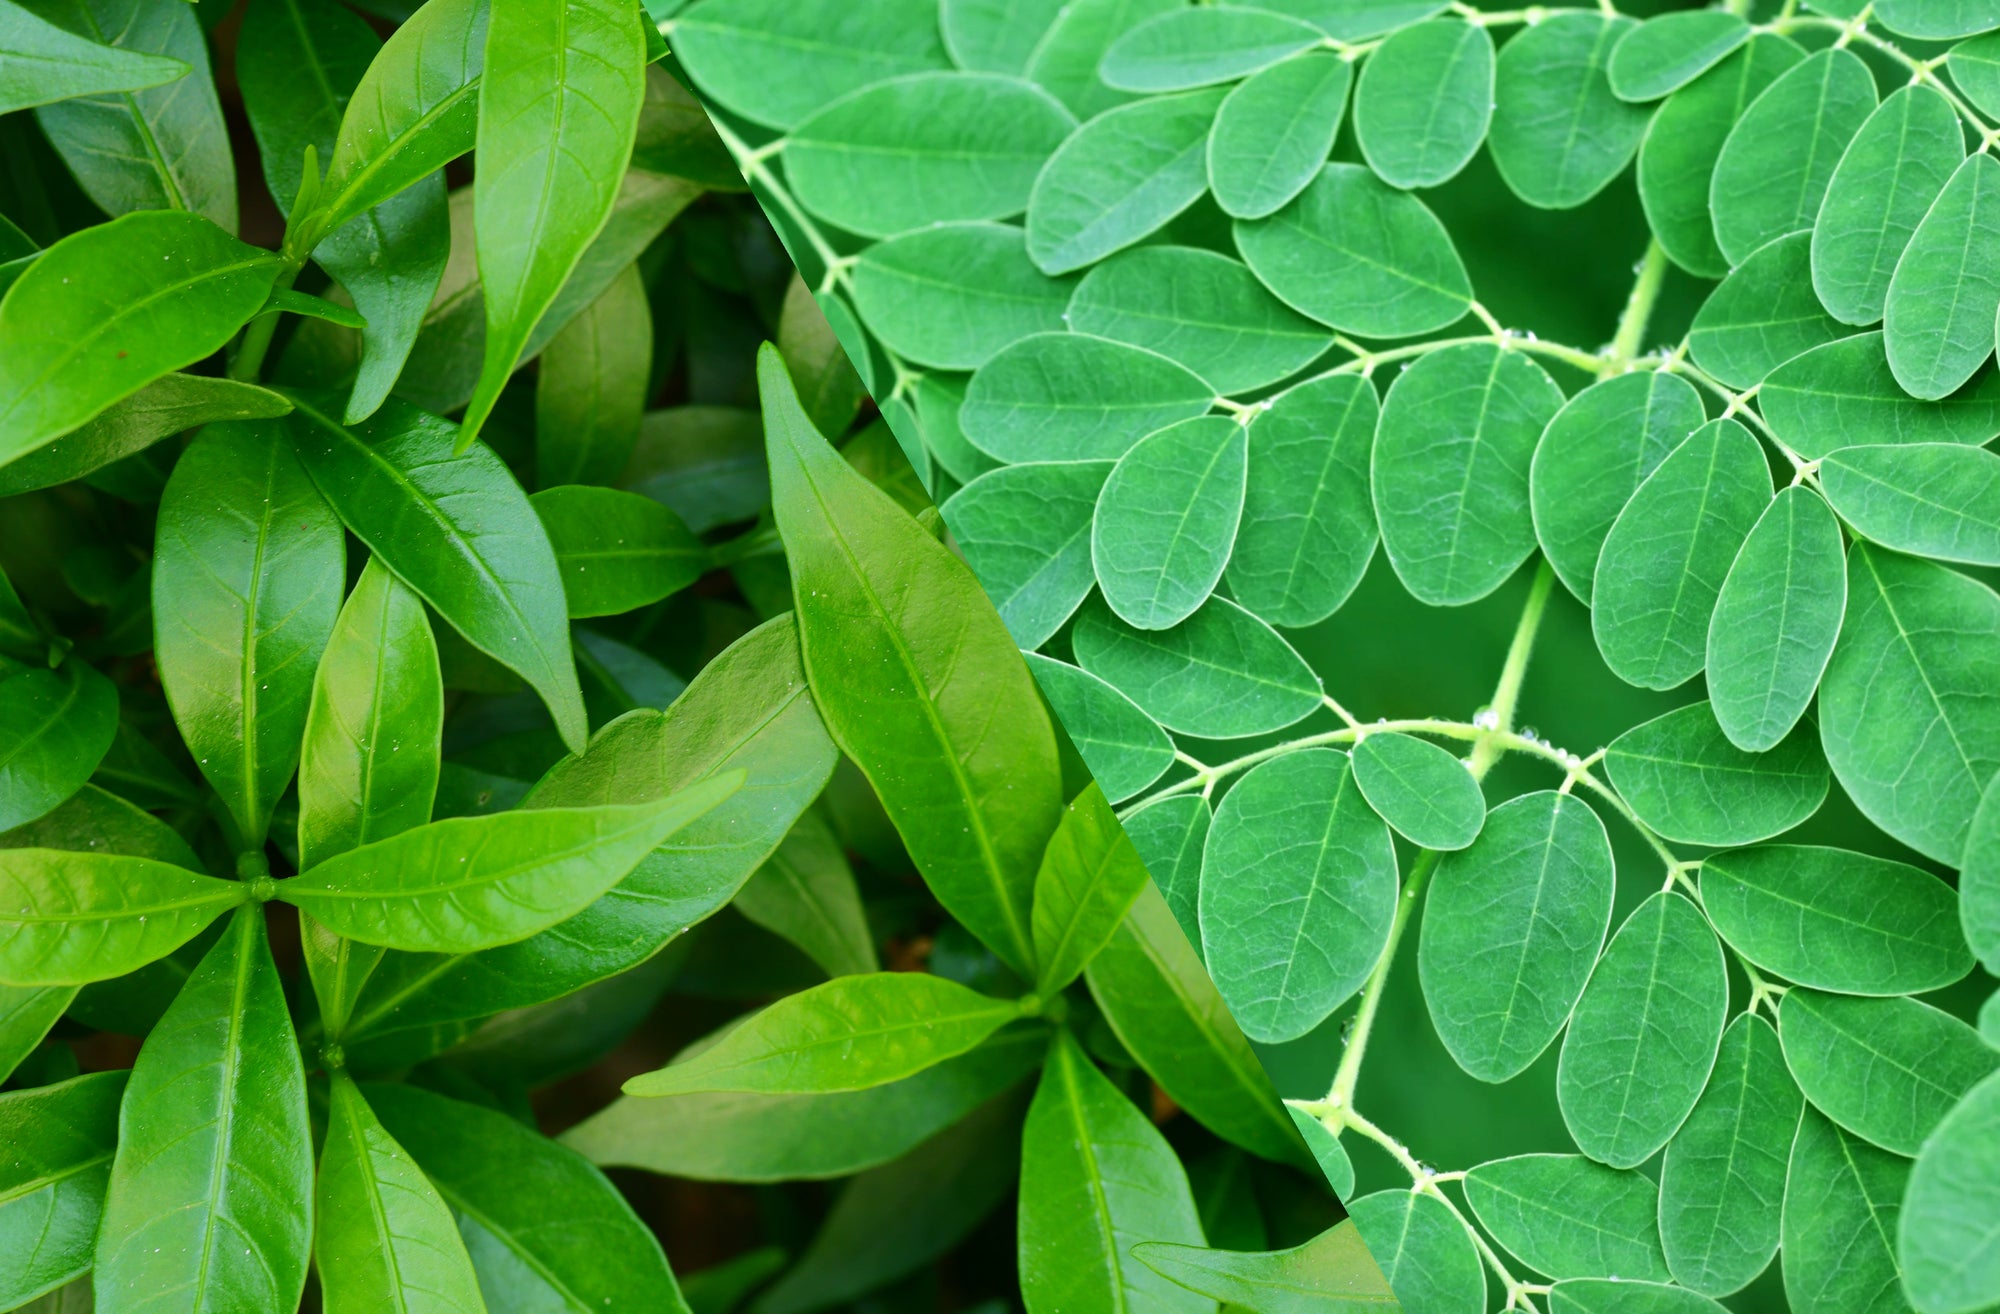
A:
[460,0,646,445]
[531,485,707,618]
[1811,85,1964,328]
[1025,86,1226,275]
[1779,989,1997,1155]
[1136,1222,1396,1312]
[1710,48,1876,268]
[1760,332,2000,459]
[1607,11,1750,102]
[0,984,75,1085]
[1821,442,2000,567]
[1022,0,1179,121]
[1819,542,2000,864]
[536,261,653,487]
[1023,653,1171,804]
[733,810,878,979]
[0,211,279,466]
[1886,153,2000,400]
[1530,369,1707,606]
[1120,793,1210,948]
[670,0,947,130]
[1638,34,1803,278]
[1657,1013,1801,1296]
[26,0,234,230]
[1419,790,1614,1084]
[1463,1153,1672,1282]
[940,0,1065,74]
[0,1070,123,1310]
[284,390,589,755]
[1701,845,1974,996]
[1288,1108,1354,1199]
[1706,486,1848,752]
[1782,1110,1911,1314]
[943,460,1108,649]
[0,661,116,832]
[279,783,738,953]
[316,1073,482,1314]
[1968,770,2000,974]
[779,278,867,440]
[1688,232,1847,388]
[1593,418,1770,690]
[369,1081,691,1314]
[0,0,186,113]
[1489,12,1645,209]
[786,71,1074,240]
[850,222,1075,371]
[1375,342,1565,607]
[1900,1068,2000,1314]
[763,345,1062,975]
[1018,1028,1208,1314]
[1207,51,1351,221]
[1201,748,1397,1044]
[1100,5,1323,92]
[1071,594,1322,738]
[0,780,201,870]
[1236,163,1472,338]
[1258,0,1445,39]
[0,849,243,987]
[962,332,1216,463]
[1547,1281,1729,1314]
[1030,782,1149,994]
[1355,19,1493,189]
[1876,0,2000,38]
[95,907,313,1313]
[1346,1192,1484,1313]
[1558,890,1729,1168]
[1351,731,1484,851]
[1950,30,2000,118]
[627,971,1022,1097]
[1067,245,1333,395]
[1093,415,1247,630]
[1606,701,1827,845]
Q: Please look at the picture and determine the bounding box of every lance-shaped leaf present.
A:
[94,908,313,1313]
[536,262,652,486]
[1608,11,1750,101]
[1463,1154,1671,1282]
[763,344,1062,976]
[1071,594,1321,739]
[278,780,739,953]
[1783,1110,1910,1314]
[1201,748,1397,1045]
[1605,701,1827,845]
[961,332,1215,464]
[1101,5,1323,92]
[1093,415,1247,631]
[0,373,291,499]
[1135,1222,1397,1311]
[1029,782,1150,995]
[624,972,1024,1097]
[1710,48,1876,267]
[668,0,948,130]
[1820,442,2000,566]
[1019,1028,1208,1314]
[1886,153,2000,400]
[460,0,645,446]
[1121,795,1210,948]
[154,420,344,846]
[1022,654,1173,806]
[530,485,706,618]
[0,660,116,833]
[0,211,279,467]
[0,0,186,114]
[1761,332,2000,458]
[1207,51,1351,220]
[1900,1068,2000,1314]
[1356,19,1493,189]
[1812,84,1963,327]
[1778,989,1997,1155]
[735,810,877,979]
[1702,845,1973,996]
[0,984,75,1085]
[0,1070,124,1311]
[1687,232,1846,388]
[1490,11,1645,209]
[0,849,245,986]
[941,460,1107,651]
[1346,1190,1486,1312]
[1420,791,1614,1084]
[283,391,588,755]
[1352,730,1484,851]
[851,223,1074,372]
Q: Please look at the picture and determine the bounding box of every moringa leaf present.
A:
[1022,653,1173,805]
[1347,1190,1485,1313]
[1782,1109,1911,1314]
[940,0,1066,74]
[1898,1068,2000,1314]
[1605,701,1828,845]
[1885,152,2000,401]
[961,332,1215,463]
[1207,51,1351,221]
[1760,331,2000,458]
[670,0,948,130]
[849,223,1074,371]
[1778,989,1997,1155]
[1489,12,1646,209]
[1120,794,1209,949]
[1355,19,1494,190]
[1021,0,1178,121]
[1969,771,2000,974]
[1350,730,1484,851]
[1092,415,1247,631]
[1099,5,1324,93]
[1819,441,2000,566]
[1709,48,1876,268]
[1687,231,1847,388]
[1607,11,1750,102]
[1463,1153,1672,1282]
[943,460,1109,650]
[1071,594,1322,739]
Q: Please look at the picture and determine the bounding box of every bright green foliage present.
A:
[1347,1190,1483,1313]
[1777,990,1997,1155]
[1350,731,1485,851]
[1820,442,2000,565]
[1208,53,1350,220]
[0,1071,122,1310]
[1900,1070,2000,1314]
[1604,702,1828,845]
[1708,50,1876,268]
[1135,1222,1398,1311]
[1811,85,1963,327]
[1463,1154,1672,1282]
[1093,415,1246,629]
[1356,19,1492,190]
[0,0,186,115]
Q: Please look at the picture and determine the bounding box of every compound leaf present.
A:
[1760,332,2000,458]
[1101,6,1323,93]
[1119,794,1210,948]
[943,460,1108,650]
[1899,1069,2000,1314]
[1023,653,1173,805]
[961,332,1215,463]
[1606,701,1828,845]
[1885,152,2000,400]
[1782,1110,1911,1314]
[670,0,947,130]
[1347,1190,1485,1314]
[1688,231,1847,388]
[1608,11,1750,102]
[849,223,1074,372]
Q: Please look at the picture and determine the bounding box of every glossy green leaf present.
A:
[0,984,75,1085]
[536,261,652,487]
[1356,19,1493,189]
[460,0,646,445]
[1022,0,1178,121]
[1120,794,1209,948]
[1135,1222,1396,1312]
[1900,1068,2000,1314]
[1490,12,1646,209]
[1022,653,1172,805]
[1236,163,1472,338]
[849,223,1074,371]
[942,460,1108,650]
[0,0,186,113]
[1018,1028,1208,1314]
[1351,731,1484,851]
[1819,542,2000,863]
[779,278,868,441]
[1101,5,1322,92]
[1419,790,1614,1084]
[1463,1153,1672,1282]
[1688,232,1847,388]
[297,557,440,871]
[1071,594,1322,739]
[1224,372,1377,628]
[0,211,280,466]
[1558,891,1729,1168]
[1886,153,2000,400]
[1821,442,2000,566]
[1658,1013,1801,1296]
[764,345,1062,975]
[1030,782,1149,994]
[734,809,877,979]
[786,72,1075,239]
[1375,342,1565,607]
[961,332,1215,463]
[0,780,202,870]
[1702,844,1973,996]
[1207,51,1351,221]
[0,849,244,989]
[0,373,291,499]
[1779,989,1997,1154]
[1782,1109,1911,1314]
[1025,86,1226,275]
[531,485,706,617]
[1201,748,1397,1044]
[1593,418,1770,690]
[1606,701,1827,845]
[0,661,116,833]
[1093,415,1247,630]
[940,0,1065,74]
[1608,11,1750,102]
[1711,48,1876,267]
[95,907,313,1314]
[1067,245,1332,395]
[1530,369,1707,605]
[1288,1108,1355,1199]
[284,391,588,754]
[1760,332,2000,459]
[0,1071,124,1310]
[1346,1191,1485,1314]
[670,0,947,130]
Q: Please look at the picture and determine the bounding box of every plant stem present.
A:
[1605,239,1667,372]
[228,260,303,383]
